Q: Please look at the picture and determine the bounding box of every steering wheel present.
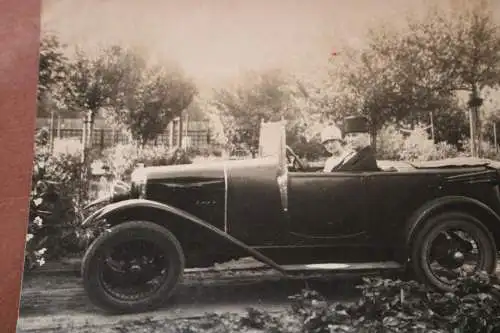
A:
[286,146,306,171]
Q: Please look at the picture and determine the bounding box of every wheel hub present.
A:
[130,264,142,273]
[440,250,466,270]
[103,255,162,288]
[453,251,464,264]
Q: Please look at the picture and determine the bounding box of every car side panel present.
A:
[363,172,442,246]
[286,172,369,242]
[225,158,287,246]
[364,168,500,247]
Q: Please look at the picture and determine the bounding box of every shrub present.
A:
[158,272,500,333]
[460,138,500,160]
[289,272,500,332]
[429,141,460,161]
[185,145,225,159]
[377,124,406,160]
[377,123,459,162]
[26,135,87,271]
[42,138,86,201]
[103,143,193,181]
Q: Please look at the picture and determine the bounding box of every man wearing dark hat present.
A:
[334,115,379,172]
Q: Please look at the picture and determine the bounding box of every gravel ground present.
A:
[16,256,500,332]
[16,264,365,332]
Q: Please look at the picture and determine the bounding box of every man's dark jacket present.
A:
[335,146,379,172]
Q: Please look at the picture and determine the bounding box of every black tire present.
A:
[411,211,497,292]
[81,221,185,314]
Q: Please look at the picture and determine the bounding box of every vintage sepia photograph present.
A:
[16,0,500,331]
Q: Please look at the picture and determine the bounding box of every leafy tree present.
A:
[65,46,143,199]
[330,44,418,151]
[67,51,106,115]
[329,0,500,156]
[290,75,342,139]
[291,75,339,117]
[67,46,147,114]
[387,0,500,156]
[67,46,152,146]
[97,46,148,119]
[195,96,228,146]
[184,97,208,121]
[332,23,466,150]
[211,70,289,156]
[112,64,197,147]
[89,46,198,147]
[37,33,71,116]
[211,70,320,156]
[476,89,500,148]
[431,98,470,147]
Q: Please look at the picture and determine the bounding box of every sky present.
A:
[41,0,500,92]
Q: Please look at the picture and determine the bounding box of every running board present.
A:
[184,261,402,274]
[281,262,403,272]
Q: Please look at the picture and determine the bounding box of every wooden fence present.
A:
[36,117,212,151]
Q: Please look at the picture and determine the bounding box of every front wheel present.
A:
[411,211,497,292]
[81,221,185,314]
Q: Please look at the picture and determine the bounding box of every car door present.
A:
[286,171,369,241]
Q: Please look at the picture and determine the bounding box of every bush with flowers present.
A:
[25,134,199,272]
[25,129,89,272]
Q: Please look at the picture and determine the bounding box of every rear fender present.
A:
[81,199,286,274]
[402,195,500,259]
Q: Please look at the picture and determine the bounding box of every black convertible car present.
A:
[80,120,500,313]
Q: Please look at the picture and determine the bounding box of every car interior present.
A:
[285,145,408,173]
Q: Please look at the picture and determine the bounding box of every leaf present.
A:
[383,316,401,327]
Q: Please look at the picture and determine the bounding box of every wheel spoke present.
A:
[99,239,170,302]
[426,226,483,286]
[82,221,185,313]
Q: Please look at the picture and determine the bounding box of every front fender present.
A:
[82,199,188,227]
[81,199,287,275]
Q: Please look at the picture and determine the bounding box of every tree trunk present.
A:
[81,109,95,203]
[469,107,477,157]
[429,111,435,143]
[478,112,483,158]
[468,87,483,158]
[167,121,173,148]
[370,130,377,154]
[178,114,183,148]
[57,113,61,139]
[369,117,378,154]
[494,122,498,153]
[49,109,55,153]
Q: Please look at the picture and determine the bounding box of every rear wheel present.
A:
[81,221,185,314]
[410,211,497,292]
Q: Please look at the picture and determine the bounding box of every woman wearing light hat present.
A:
[320,123,356,172]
